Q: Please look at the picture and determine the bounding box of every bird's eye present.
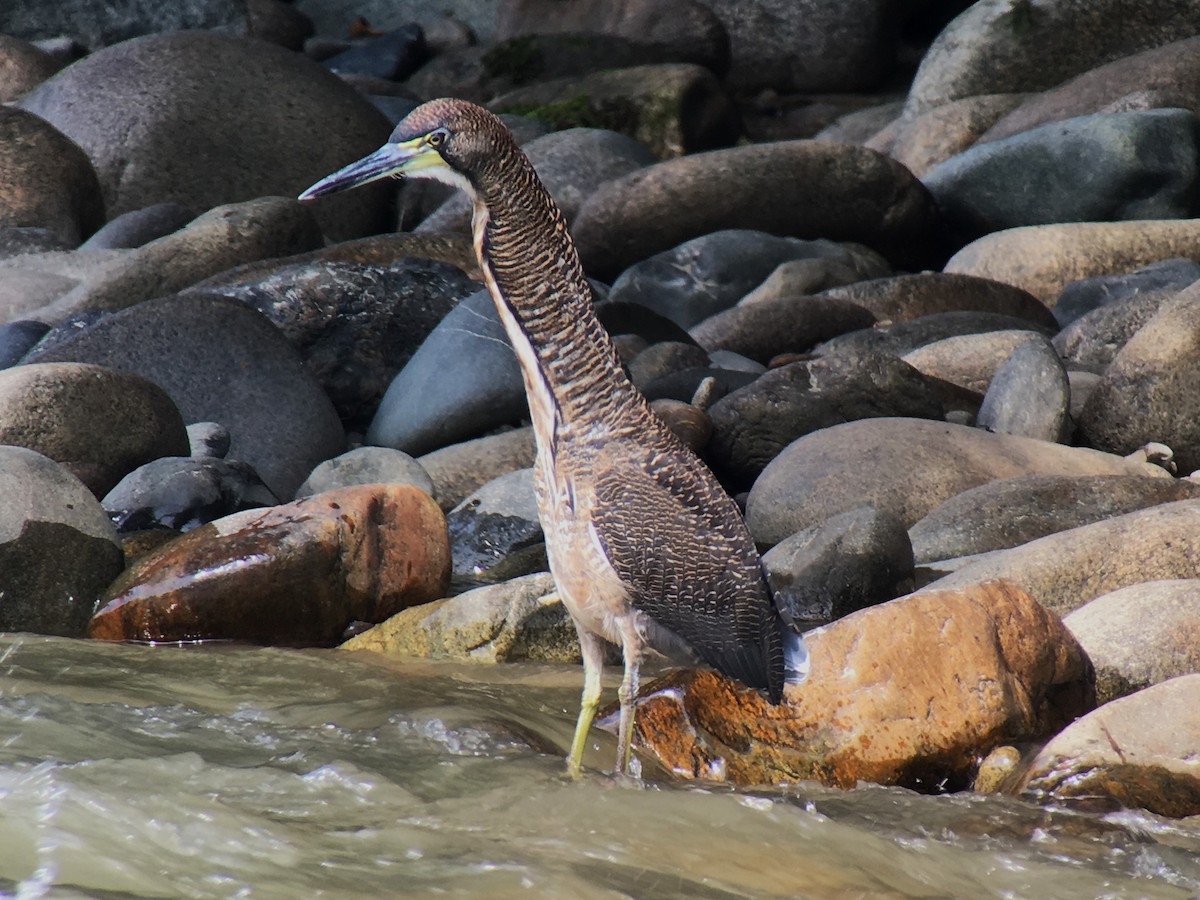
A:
[427,129,448,147]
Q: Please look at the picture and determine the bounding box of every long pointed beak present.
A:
[298,139,431,200]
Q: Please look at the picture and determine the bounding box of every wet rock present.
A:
[595,300,699,347]
[88,484,450,645]
[1079,283,1200,472]
[983,35,1200,143]
[24,197,325,324]
[923,109,1200,243]
[0,445,124,637]
[187,422,230,459]
[626,341,710,389]
[489,64,740,160]
[0,320,49,368]
[572,140,941,281]
[943,220,1200,306]
[103,457,279,532]
[295,446,434,500]
[79,202,196,250]
[763,506,914,628]
[323,24,427,80]
[1053,257,1200,329]
[619,581,1093,789]
[816,311,1051,359]
[820,272,1056,330]
[745,417,1164,546]
[872,94,1026,177]
[0,0,255,50]
[904,3,1200,118]
[446,468,544,582]
[495,0,730,76]
[1017,674,1200,818]
[608,231,886,330]
[706,353,944,490]
[342,571,583,663]
[418,127,656,233]
[1052,280,1187,371]
[18,31,392,243]
[689,295,876,364]
[651,399,712,453]
[0,34,61,102]
[902,330,1046,395]
[908,474,1200,564]
[29,294,345,500]
[186,255,475,427]
[704,0,895,93]
[1064,580,1200,704]
[0,362,188,497]
[418,428,536,514]
[976,336,1070,442]
[924,499,1200,616]
[366,289,525,456]
[0,106,104,246]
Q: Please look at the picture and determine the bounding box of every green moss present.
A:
[482,36,544,85]
[502,93,605,130]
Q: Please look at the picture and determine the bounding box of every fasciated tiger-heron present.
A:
[300,98,808,777]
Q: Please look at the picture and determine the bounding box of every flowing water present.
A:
[0,634,1197,899]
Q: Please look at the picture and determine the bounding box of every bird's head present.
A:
[298,98,511,201]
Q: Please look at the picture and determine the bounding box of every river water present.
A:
[0,634,1197,899]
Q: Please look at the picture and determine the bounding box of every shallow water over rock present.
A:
[0,635,1196,898]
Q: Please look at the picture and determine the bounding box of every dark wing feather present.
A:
[589,442,784,702]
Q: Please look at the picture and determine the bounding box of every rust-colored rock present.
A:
[1017,674,1200,818]
[87,484,450,645]
[611,581,1094,788]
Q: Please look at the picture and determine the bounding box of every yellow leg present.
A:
[566,627,606,778]
[615,619,643,775]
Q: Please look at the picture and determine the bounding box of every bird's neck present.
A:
[472,173,648,440]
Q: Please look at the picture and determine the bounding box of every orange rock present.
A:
[88,484,450,645]
[613,581,1093,789]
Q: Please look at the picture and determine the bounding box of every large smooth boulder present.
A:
[1017,674,1200,818]
[923,109,1200,241]
[984,35,1200,143]
[617,581,1093,788]
[0,362,189,497]
[944,220,1200,306]
[746,417,1164,545]
[909,473,1200,564]
[0,106,103,246]
[88,485,450,645]
[924,499,1200,616]
[1064,580,1200,704]
[572,140,941,281]
[904,2,1200,118]
[18,31,393,242]
[1078,283,1200,472]
[0,446,124,636]
[29,294,345,500]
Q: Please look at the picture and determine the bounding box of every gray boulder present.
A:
[28,294,345,500]
[908,473,1200,564]
[296,446,434,500]
[923,109,1200,242]
[976,335,1070,442]
[0,445,123,636]
[18,31,392,242]
[446,468,544,582]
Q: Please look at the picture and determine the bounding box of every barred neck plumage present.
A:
[472,151,649,437]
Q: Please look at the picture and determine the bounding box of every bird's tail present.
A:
[782,627,810,684]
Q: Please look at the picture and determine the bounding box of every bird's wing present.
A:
[588,442,783,700]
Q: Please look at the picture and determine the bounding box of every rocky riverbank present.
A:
[3,0,1200,816]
